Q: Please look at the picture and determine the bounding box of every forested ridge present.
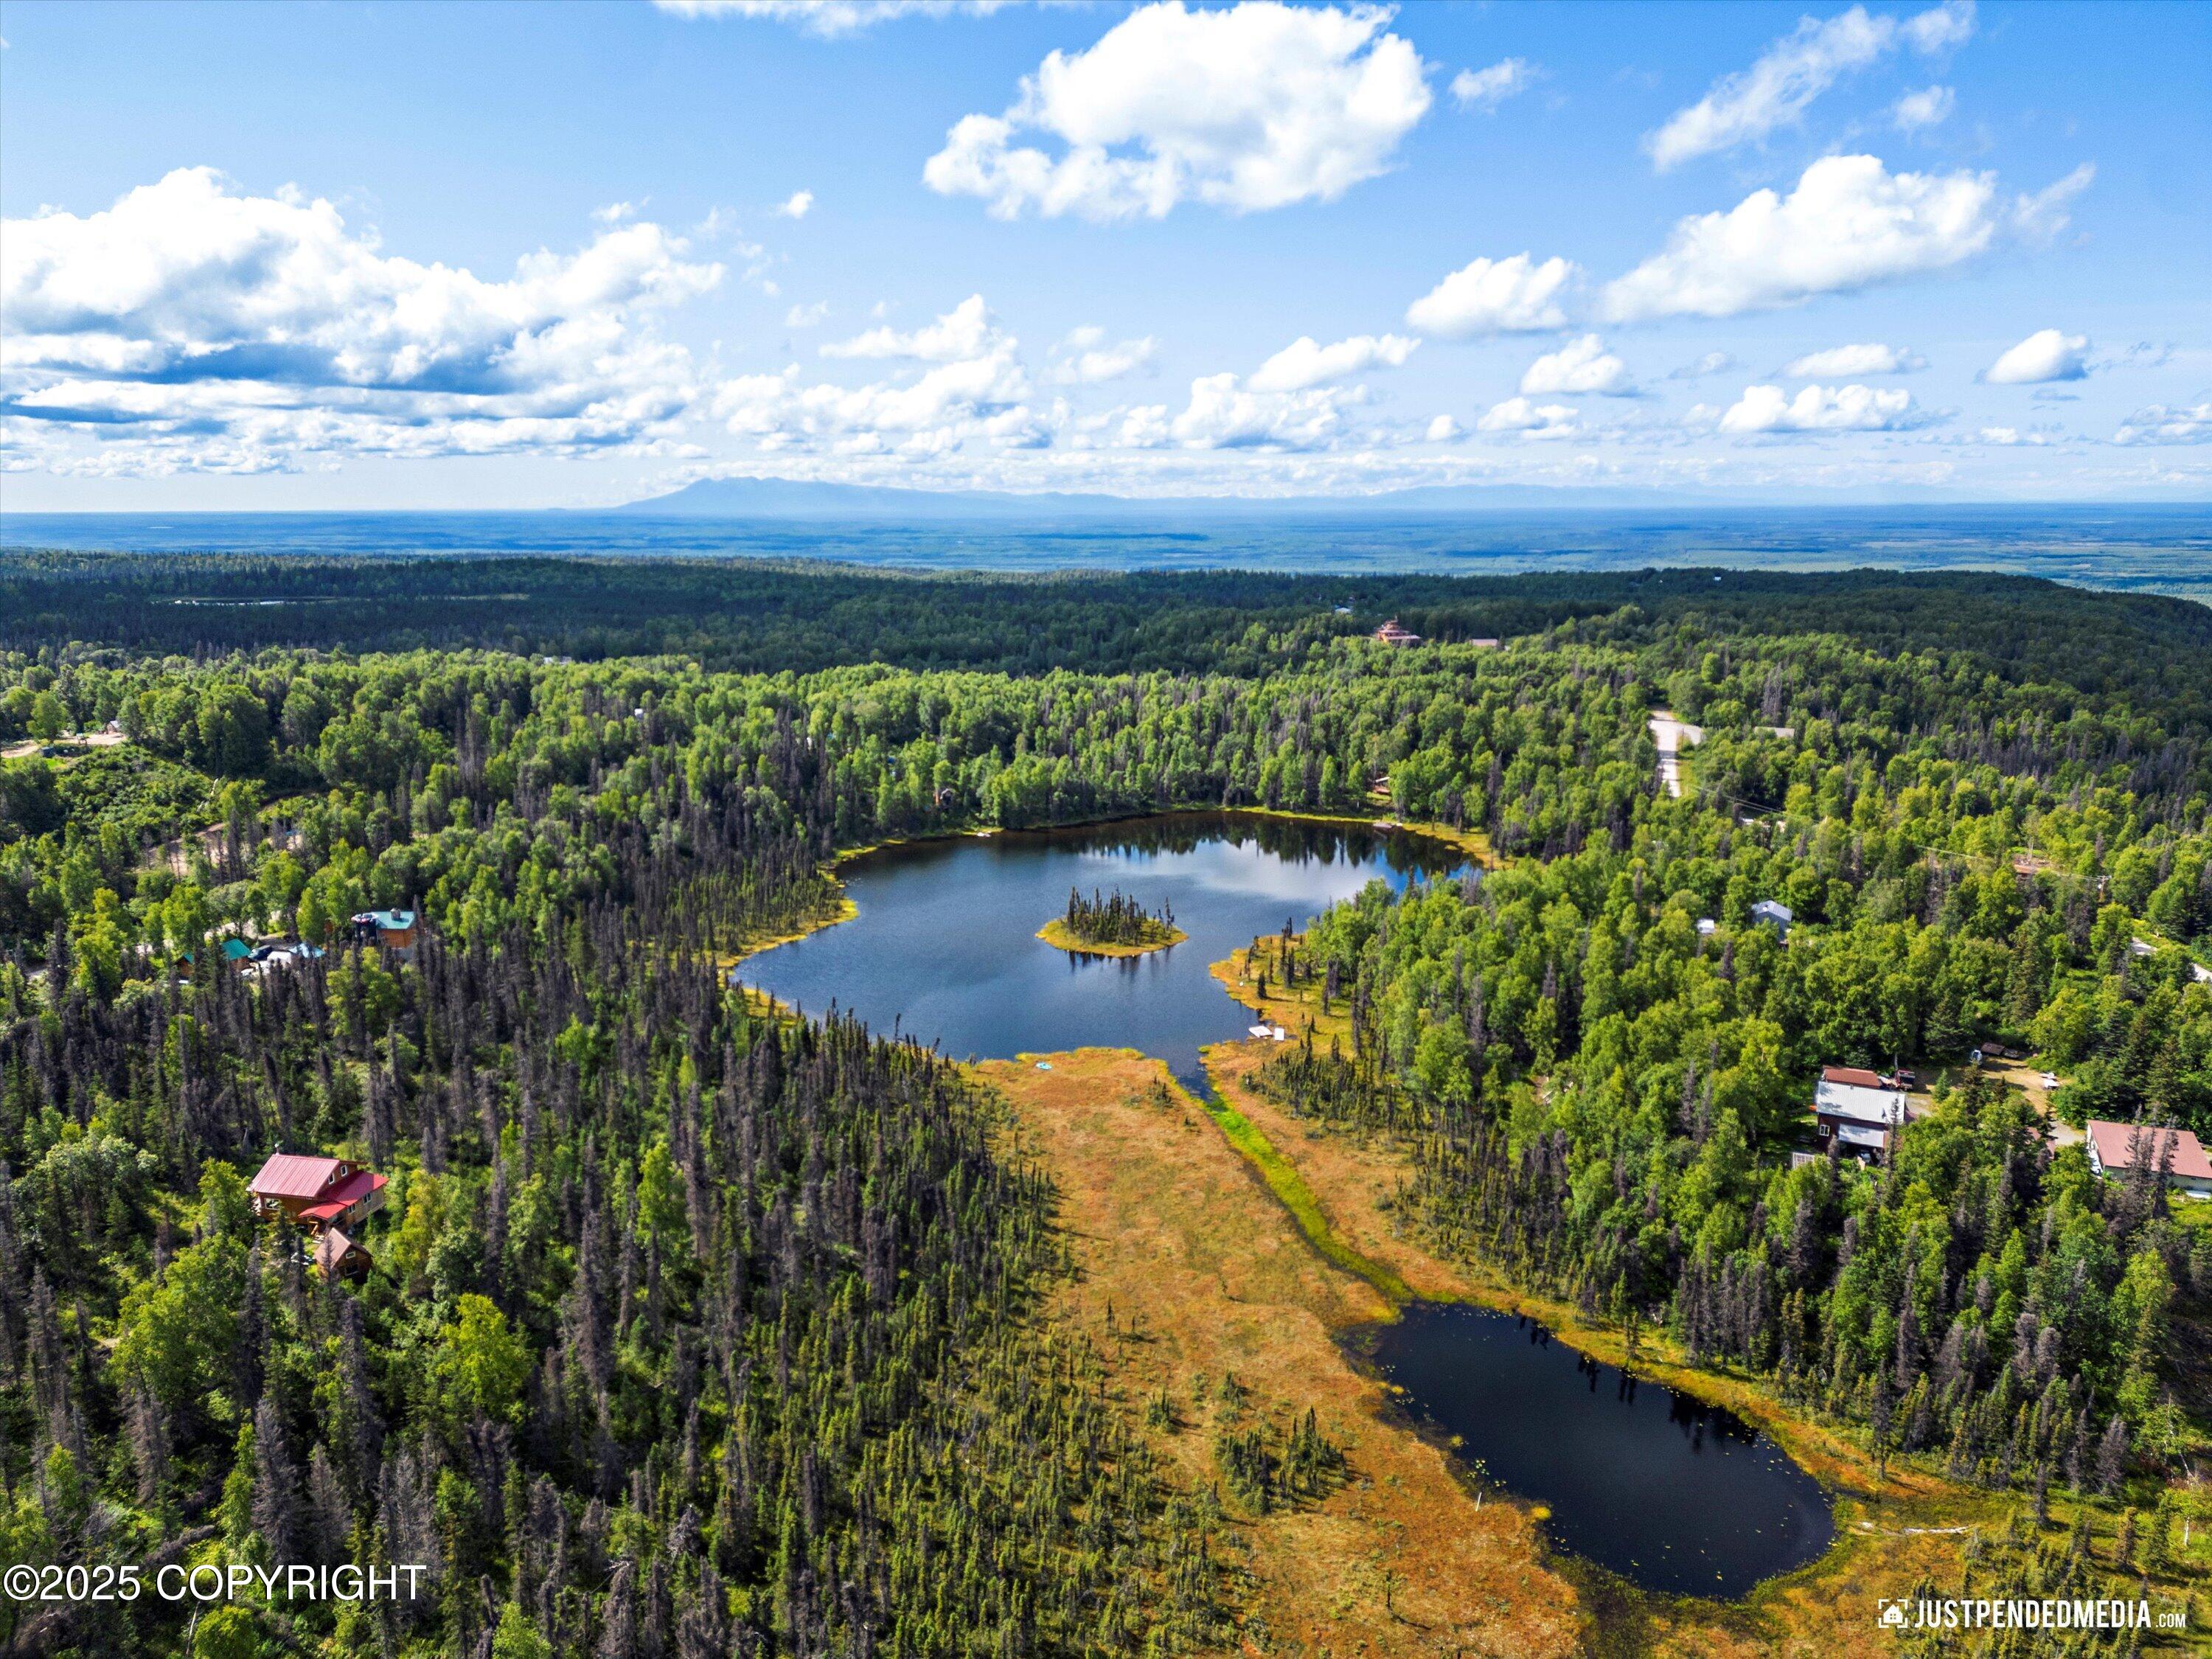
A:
[8,552,2212,696]
[2,557,2209,1655]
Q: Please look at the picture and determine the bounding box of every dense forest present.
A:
[1,556,2208,1655]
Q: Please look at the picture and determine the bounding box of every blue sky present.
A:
[1,0,2205,507]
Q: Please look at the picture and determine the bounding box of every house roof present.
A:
[1815,1079,1907,1126]
[322,1169,386,1206]
[248,1152,345,1200]
[2085,1120,2212,1181]
[1835,1122,1890,1150]
[352,909,417,931]
[315,1228,364,1273]
[1822,1065,1887,1089]
[1751,900,1793,920]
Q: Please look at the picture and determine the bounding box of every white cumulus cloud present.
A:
[1051,326,1158,384]
[2112,403,2211,445]
[1405,253,1579,337]
[1452,58,1538,111]
[1128,328,1418,451]
[1601,154,1999,321]
[774,189,815,219]
[1718,382,1927,434]
[1903,0,1978,52]
[1248,333,1418,392]
[1476,396,1580,439]
[922,1,1432,220]
[1163,372,1368,450]
[717,293,1045,456]
[1425,414,1463,442]
[1646,1,1975,171]
[1892,86,1955,132]
[1,166,721,474]
[1983,328,2088,384]
[821,293,1001,361]
[1519,335,1633,397]
[1783,342,1925,378]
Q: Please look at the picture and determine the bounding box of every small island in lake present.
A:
[1037,886,1186,956]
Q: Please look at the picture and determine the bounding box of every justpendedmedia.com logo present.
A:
[1877,1598,2187,1634]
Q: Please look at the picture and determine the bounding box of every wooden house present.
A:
[1371,619,1422,646]
[349,908,420,959]
[314,1228,373,1279]
[2084,1120,2212,1200]
[247,1152,389,1228]
[1812,1066,1907,1158]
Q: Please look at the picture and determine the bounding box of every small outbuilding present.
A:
[2084,1120,2212,1200]
[314,1228,373,1279]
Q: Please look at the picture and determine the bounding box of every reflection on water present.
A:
[737,812,1463,1085]
[742,814,1835,1593]
[1352,1301,1834,1598]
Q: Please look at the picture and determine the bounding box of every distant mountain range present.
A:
[609,476,1714,519]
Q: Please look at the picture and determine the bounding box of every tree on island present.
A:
[1062,886,1177,948]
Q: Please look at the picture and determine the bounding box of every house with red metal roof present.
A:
[247,1152,389,1229]
[2084,1119,2212,1200]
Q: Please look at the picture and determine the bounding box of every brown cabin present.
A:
[315,1227,373,1279]
[1371,619,1422,646]
[349,908,420,960]
[247,1153,389,1229]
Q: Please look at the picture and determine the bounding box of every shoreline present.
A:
[706,835,2170,1641]
[724,801,1488,981]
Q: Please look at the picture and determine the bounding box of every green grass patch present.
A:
[1192,1084,1412,1303]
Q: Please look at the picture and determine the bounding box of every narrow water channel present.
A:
[1350,1301,1835,1597]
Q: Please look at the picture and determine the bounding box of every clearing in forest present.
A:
[981,1047,1585,1659]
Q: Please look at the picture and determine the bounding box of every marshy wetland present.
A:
[735,812,1840,1602]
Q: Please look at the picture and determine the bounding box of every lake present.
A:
[1352,1301,1835,1598]
[741,811,1837,1599]
[737,812,1465,1085]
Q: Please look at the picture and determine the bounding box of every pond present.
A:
[1349,1301,1835,1598]
[737,811,1465,1085]
[741,811,1837,1598]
